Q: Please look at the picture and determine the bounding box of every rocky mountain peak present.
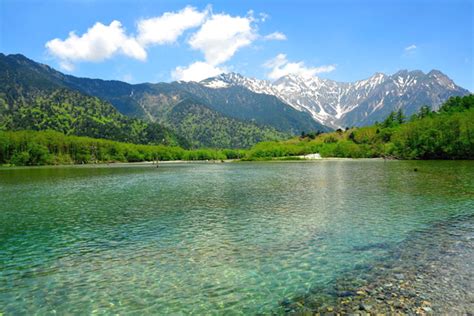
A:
[200,69,469,128]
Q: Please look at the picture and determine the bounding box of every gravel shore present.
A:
[280,214,474,315]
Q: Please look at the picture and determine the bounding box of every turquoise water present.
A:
[1,161,473,314]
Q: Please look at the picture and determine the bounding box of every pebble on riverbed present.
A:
[278,216,474,315]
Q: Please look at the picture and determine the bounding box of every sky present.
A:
[1,0,473,90]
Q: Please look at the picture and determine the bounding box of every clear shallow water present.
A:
[0,161,473,314]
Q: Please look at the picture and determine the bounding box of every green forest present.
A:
[0,88,185,146]
[0,95,472,166]
[0,87,287,149]
[168,99,287,148]
[244,95,473,160]
[0,130,248,166]
[0,54,287,149]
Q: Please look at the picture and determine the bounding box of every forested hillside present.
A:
[244,95,474,160]
[0,53,184,146]
[174,81,329,134]
[0,53,290,148]
[0,88,184,146]
[168,99,287,148]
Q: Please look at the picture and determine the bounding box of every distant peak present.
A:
[227,72,245,77]
[201,72,244,83]
[6,53,33,62]
[273,73,320,85]
[200,72,250,89]
[427,70,457,89]
[6,53,24,58]
[392,69,430,78]
[410,70,425,76]
[393,69,409,76]
[281,73,301,79]
[428,69,447,77]
[281,73,315,80]
[217,72,240,79]
[369,72,388,80]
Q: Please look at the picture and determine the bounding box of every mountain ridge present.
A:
[202,70,469,128]
[0,53,293,148]
[1,53,469,134]
[1,54,329,134]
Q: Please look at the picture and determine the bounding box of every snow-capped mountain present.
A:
[201,70,470,128]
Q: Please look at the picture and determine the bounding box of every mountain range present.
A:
[201,71,470,128]
[0,54,296,148]
[0,53,470,148]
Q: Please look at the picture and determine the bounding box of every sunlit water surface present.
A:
[1,161,473,314]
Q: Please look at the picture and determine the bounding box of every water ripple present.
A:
[0,161,473,314]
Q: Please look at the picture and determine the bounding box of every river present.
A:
[1,161,472,314]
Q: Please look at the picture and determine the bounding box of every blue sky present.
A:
[1,0,472,90]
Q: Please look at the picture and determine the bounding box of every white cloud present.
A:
[171,61,225,82]
[188,13,257,65]
[264,53,336,80]
[45,20,146,70]
[404,44,417,52]
[259,12,269,22]
[45,6,209,71]
[173,11,261,82]
[263,32,287,41]
[137,6,208,46]
[45,6,289,79]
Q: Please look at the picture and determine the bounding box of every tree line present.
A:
[1,95,472,166]
[243,95,473,160]
[0,130,245,166]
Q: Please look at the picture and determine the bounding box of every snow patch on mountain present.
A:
[201,70,469,128]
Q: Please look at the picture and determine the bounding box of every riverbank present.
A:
[280,214,474,315]
[0,159,237,168]
[1,157,390,168]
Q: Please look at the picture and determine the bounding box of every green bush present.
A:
[10,151,30,166]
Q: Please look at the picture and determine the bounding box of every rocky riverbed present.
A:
[279,214,474,315]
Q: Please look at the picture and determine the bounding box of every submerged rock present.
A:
[337,290,355,297]
[359,303,372,311]
[276,214,474,315]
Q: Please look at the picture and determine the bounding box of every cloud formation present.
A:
[171,12,258,81]
[404,44,417,52]
[46,6,264,77]
[188,13,257,66]
[172,61,226,82]
[45,21,146,70]
[264,53,336,80]
[263,32,287,41]
[137,6,208,46]
[46,6,208,71]
[45,5,305,81]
